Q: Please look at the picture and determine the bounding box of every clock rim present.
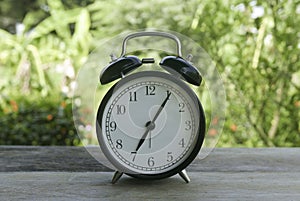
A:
[96,71,206,180]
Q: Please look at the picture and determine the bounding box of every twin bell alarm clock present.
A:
[96,31,206,184]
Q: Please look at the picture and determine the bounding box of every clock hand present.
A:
[134,121,154,152]
[134,91,171,152]
[151,91,171,123]
[149,131,152,148]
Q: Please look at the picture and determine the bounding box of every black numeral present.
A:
[116,139,123,149]
[116,105,126,115]
[167,152,173,162]
[179,103,185,112]
[179,138,185,148]
[147,156,155,167]
[185,120,192,130]
[146,85,155,95]
[109,121,117,131]
[129,91,137,102]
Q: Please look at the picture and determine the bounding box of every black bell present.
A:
[160,56,202,86]
[100,56,142,84]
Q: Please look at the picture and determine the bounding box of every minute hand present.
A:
[152,91,171,122]
[134,92,171,152]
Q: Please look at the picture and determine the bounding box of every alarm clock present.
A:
[96,31,206,183]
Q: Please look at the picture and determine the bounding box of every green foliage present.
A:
[0,0,299,146]
[0,96,81,145]
[206,0,300,147]
[0,0,91,98]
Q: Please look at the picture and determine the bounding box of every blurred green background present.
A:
[0,0,299,147]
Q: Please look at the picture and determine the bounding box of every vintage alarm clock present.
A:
[96,31,206,183]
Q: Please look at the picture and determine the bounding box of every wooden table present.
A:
[1,146,299,201]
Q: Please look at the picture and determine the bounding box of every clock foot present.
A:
[111,171,123,184]
[178,169,190,183]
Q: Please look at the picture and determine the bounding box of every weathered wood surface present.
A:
[1,147,300,201]
[2,172,300,201]
[1,146,299,172]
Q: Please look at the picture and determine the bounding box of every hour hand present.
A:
[134,121,154,152]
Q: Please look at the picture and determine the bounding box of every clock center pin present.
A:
[145,121,155,131]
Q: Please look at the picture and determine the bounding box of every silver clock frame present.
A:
[96,71,205,183]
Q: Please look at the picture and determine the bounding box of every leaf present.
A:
[27,44,48,96]
[30,8,81,39]
[72,8,91,57]
[0,29,18,48]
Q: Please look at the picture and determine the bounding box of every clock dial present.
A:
[96,71,205,177]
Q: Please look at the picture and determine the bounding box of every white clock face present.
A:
[97,71,204,175]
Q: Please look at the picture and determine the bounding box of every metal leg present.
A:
[111,171,123,184]
[178,169,190,183]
